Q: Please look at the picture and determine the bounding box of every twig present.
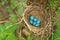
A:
[53,1,60,13]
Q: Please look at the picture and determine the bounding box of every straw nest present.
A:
[16,5,54,40]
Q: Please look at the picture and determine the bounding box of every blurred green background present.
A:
[0,0,60,40]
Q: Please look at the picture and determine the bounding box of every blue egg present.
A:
[37,20,40,24]
[30,16,34,20]
[34,18,37,22]
[30,20,33,24]
[33,22,37,26]
[29,16,41,27]
[35,24,40,27]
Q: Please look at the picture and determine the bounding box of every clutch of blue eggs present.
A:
[29,16,41,27]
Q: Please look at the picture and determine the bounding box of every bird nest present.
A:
[17,5,53,40]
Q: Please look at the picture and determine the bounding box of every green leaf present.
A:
[1,0,7,5]
[9,14,18,20]
[55,22,60,29]
[6,6,13,14]
[5,33,17,40]
[27,36,33,40]
[11,1,17,8]
[4,22,15,27]
[0,24,5,32]
[54,29,60,40]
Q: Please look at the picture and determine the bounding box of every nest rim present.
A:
[22,5,53,36]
